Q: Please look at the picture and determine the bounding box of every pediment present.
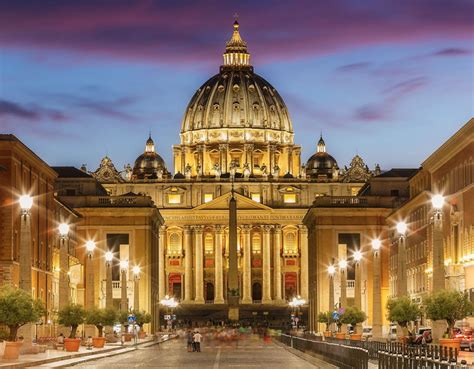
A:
[193,192,273,211]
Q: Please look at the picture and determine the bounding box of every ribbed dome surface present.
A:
[132,152,168,179]
[306,152,338,179]
[180,70,293,140]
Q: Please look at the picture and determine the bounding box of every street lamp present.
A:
[289,295,306,330]
[431,194,444,211]
[371,238,382,339]
[396,221,407,237]
[85,240,96,309]
[353,250,362,262]
[327,264,336,315]
[160,295,179,331]
[105,251,113,309]
[58,223,70,239]
[85,240,96,256]
[339,259,347,308]
[396,221,407,297]
[120,260,129,312]
[353,250,362,310]
[19,195,33,292]
[371,239,381,253]
[133,265,141,311]
[58,223,70,308]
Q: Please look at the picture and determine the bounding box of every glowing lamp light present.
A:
[431,194,444,210]
[58,223,70,237]
[132,265,141,275]
[353,250,362,262]
[19,195,33,212]
[328,265,336,275]
[338,259,347,269]
[396,221,407,236]
[120,260,129,270]
[85,240,96,253]
[105,251,113,262]
[372,239,381,251]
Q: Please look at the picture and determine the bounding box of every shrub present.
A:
[317,311,334,331]
[85,308,118,337]
[58,304,86,338]
[340,306,366,334]
[133,310,152,329]
[387,297,420,335]
[0,285,45,341]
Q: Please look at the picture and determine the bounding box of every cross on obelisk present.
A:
[228,180,239,321]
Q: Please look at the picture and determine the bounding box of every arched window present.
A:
[205,233,214,255]
[252,233,261,254]
[168,233,181,255]
[284,232,298,255]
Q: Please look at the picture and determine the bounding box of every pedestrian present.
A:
[193,330,202,352]
[186,330,193,352]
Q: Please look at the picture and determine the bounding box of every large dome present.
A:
[180,21,294,146]
[132,135,169,180]
[306,135,339,180]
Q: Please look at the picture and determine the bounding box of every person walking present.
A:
[193,330,202,352]
[186,330,193,352]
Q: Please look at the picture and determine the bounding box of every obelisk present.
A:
[228,186,239,321]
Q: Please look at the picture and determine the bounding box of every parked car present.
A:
[387,324,398,341]
[455,328,474,351]
[412,327,432,345]
[362,326,372,340]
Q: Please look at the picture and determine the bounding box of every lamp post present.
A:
[85,240,96,309]
[120,260,129,312]
[371,238,383,339]
[396,221,408,297]
[328,264,336,312]
[58,223,70,308]
[19,195,33,292]
[339,259,347,308]
[105,251,113,309]
[353,250,362,310]
[160,295,178,331]
[289,295,306,330]
[133,265,141,311]
[431,194,445,292]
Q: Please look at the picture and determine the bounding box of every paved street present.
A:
[71,335,318,368]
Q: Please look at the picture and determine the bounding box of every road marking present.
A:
[213,347,221,369]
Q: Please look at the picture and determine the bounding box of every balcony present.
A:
[101,280,135,300]
[346,280,355,298]
[313,196,404,208]
[58,195,155,208]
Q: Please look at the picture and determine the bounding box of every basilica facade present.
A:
[88,21,375,321]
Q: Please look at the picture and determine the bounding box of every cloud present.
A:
[0,99,68,122]
[431,48,472,57]
[336,62,371,72]
[0,1,472,64]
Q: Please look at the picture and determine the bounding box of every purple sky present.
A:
[0,0,473,173]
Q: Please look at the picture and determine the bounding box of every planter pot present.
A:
[3,341,23,360]
[323,331,332,337]
[138,332,146,339]
[92,337,106,348]
[336,333,346,340]
[439,338,461,351]
[350,333,362,341]
[64,338,81,352]
[123,333,132,342]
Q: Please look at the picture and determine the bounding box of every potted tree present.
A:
[58,304,86,352]
[119,311,132,341]
[133,311,152,339]
[340,306,366,341]
[424,290,473,351]
[387,297,420,344]
[0,286,45,359]
[85,308,118,348]
[317,311,334,337]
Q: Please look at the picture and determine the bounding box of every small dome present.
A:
[132,135,169,180]
[306,134,339,179]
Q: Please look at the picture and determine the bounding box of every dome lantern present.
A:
[145,133,155,153]
[223,20,251,68]
[317,134,326,153]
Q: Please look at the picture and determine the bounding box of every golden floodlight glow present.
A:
[105,251,113,262]
[132,265,141,275]
[120,260,129,270]
[85,240,96,252]
[431,194,444,210]
[338,259,347,269]
[328,265,336,275]
[353,250,362,262]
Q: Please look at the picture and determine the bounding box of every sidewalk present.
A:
[0,335,174,369]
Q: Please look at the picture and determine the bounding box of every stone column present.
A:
[432,209,446,341]
[219,144,227,173]
[105,260,113,309]
[397,236,407,297]
[299,225,309,300]
[288,147,293,175]
[329,273,335,311]
[262,225,272,303]
[194,226,204,303]
[158,226,166,299]
[120,266,128,311]
[241,225,252,303]
[214,226,225,303]
[58,238,70,308]
[134,275,140,311]
[354,260,361,309]
[19,213,32,292]
[340,266,347,308]
[181,147,186,174]
[273,225,283,301]
[86,252,95,309]
[184,226,193,302]
[372,248,383,339]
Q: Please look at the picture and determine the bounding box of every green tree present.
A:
[85,308,118,337]
[317,311,334,332]
[0,285,45,341]
[387,297,420,335]
[340,306,366,334]
[58,304,86,338]
[424,290,473,338]
[119,311,130,331]
[133,310,152,329]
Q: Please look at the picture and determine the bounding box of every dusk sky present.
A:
[0,0,473,173]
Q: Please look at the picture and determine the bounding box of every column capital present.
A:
[159,225,167,234]
[298,224,308,234]
[184,225,192,233]
[215,225,224,234]
[219,143,228,151]
[241,224,252,233]
[263,225,273,233]
[193,225,204,234]
[244,143,254,151]
[274,224,282,233]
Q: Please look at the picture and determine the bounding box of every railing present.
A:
[59,195,155,208]
[277,334,368,369]
[378,342,468,369]
[325,336,386,360]
[347,280,355,288]
[313,196,405,208]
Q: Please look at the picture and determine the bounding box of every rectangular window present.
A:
[283,194,296,203]
[168,194,181,204]
[204,193,213,203]
[251,193,261,203]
